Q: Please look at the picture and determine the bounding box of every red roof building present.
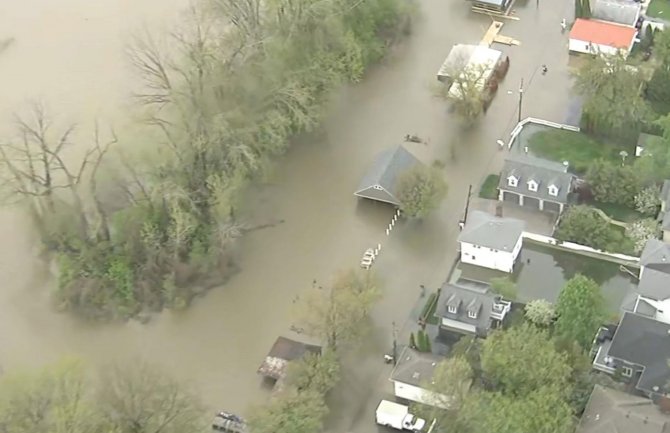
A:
[568,18,637,57]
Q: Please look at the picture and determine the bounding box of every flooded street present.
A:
[0,0,574,424]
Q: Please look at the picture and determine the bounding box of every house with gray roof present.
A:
[592,312,670,396]
[622,240,670,324]
[458,210,525,273]
[591,0,641,27]
[436,278,511,338]
[498,154,575,214]
[389,347,465,409]
[577,385,670,433]
[354,145,422,206]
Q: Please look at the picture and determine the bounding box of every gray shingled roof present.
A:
[576,385,670,433]
[661,180,670,207]
[592,0,641,26]
[458,210,525,251]
[608,312,670,394]
[498,154,574,204]
[638,268,670,301]
[436,279,502,337]
[640,239,670,269]
[354,145,422,206]
[390,346,443,387]
[621,291,658,318]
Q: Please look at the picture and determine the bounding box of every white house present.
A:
[390,347,467,409]
[458,210,525,273]
[621,239,670,323]
[568,19,637,58]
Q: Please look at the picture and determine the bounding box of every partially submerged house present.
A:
[389,347,458,409]
[469,0,512,13]
[568,19,637,58]
[591,0,641,27]
[354,145,422,206]
[576,385,670,433]
[436,278,511,338]
[257,336,321,381]
[498,154,575,213]
[458,210,525,273]
[622,240,670,324]
[592,312,670,397]
[436,44,504,100]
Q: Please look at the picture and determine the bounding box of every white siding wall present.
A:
[460,241,515,273]
[568,38,623,56]
[393,381,451,409]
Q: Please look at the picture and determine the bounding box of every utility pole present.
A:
[460,184,473,230]
[517,77,524,123]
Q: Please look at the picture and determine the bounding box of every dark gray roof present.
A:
[577,385,670,433]
[498,154,574,204]
[608,312,670,394]
[640,239,670,270]
[638,267,670,301]
[592,0,641,26]
[458,210,525,251]
[257,337,321,379]
[436,279,502,336]
[354,145,422,206]
[390,346,443,387]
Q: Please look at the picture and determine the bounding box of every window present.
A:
[548,185,559,197]
[507,176,518,187]
[468,310,478,319]
[527,180,538,192]
[622,366,633,377]
[448,305,457,314]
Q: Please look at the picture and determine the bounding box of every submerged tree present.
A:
[396,165,447,218]
[295,269,381,350]
[554,274,606,349]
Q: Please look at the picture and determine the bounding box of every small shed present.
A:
[257,336,321,380]
[354,145,423,206]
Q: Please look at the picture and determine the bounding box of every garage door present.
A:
[523,196,541,209]
[544,201,561,214]
[502,191,520,204]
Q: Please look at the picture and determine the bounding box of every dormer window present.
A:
[507,175,518,187]
[468,310,478,319]
[527,180,538,192]
[548,184,559,197]
[448,305,457,314]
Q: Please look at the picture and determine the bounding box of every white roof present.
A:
[448,46,502,98]
[377,400,409,417]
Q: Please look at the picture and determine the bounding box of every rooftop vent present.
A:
[655,385,661,391]
[563,161,569,168]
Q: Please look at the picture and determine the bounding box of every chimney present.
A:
[496,203,503,217]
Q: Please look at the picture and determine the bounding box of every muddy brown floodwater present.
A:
[0,0,574,423]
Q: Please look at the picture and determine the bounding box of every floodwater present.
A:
[0,0,576,429]
[460,241,637,312]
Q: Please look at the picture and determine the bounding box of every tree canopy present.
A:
[480,324,571,397]
[396,165,448,218]
[586,159,642,208]
[555,205,624,252]
[248,388,329,433]
[575,53,649,141]
[554,274,606,349]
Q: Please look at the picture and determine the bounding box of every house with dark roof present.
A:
[497,154,575,214]
[592,312,670,396]
[576,385,670,433]
[591,0,641,27]
[354,145,422,206]
[257,336,321,381]
[621,240,670,324]
[458,210,525,273]
[568,18,637,58]
[389,347,464,409]
[435,278,511,338]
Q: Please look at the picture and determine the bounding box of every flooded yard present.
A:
[460,240,637,312]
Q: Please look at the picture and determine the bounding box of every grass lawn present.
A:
[479,174,500,199]
[647,0,670,19]
[527,129,622,175]
[590,201,644,223]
